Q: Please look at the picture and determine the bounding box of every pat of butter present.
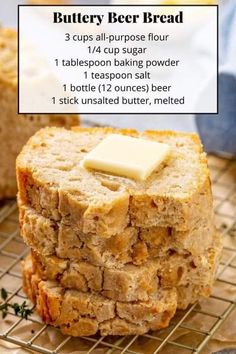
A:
[82,134,171,180]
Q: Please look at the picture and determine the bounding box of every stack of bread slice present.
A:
[17,127,221,337]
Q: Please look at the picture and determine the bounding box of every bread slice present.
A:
[30,232,221,303]
[31,250,158,302]
[0,28,79,199]
[19,203,215,267]
[22,255,177,336]
[17,127,212,236]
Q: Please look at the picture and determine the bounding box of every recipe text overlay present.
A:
[18,5,218,114]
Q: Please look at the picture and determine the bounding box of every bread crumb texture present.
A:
[19,202,216,267]
[29,229,221,304]
[18,127,222,337]
[17,127,211,235]
[22,255,177,336]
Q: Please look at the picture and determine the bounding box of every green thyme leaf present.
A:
[2,309,7,319]
[12,303,20,316]
[0,297,33,320]
[1,288,8,301]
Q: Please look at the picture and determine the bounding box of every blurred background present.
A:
[1,0,236,156]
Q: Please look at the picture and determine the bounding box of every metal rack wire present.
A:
[0,155,235,354]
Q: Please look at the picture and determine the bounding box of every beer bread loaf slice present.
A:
[30,232,221,303]
[31,250,158,302]
[0,28,79,199]
[22,255,177,336]
[19,203,215,267]
[17,127,212,236]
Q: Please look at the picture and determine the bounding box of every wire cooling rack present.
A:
[0,155,235,354]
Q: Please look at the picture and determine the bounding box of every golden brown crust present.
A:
[22,255,177,336]
[71,127,202,146]
[0,28,17,87]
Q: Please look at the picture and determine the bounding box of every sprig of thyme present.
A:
[0,288,33,320]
